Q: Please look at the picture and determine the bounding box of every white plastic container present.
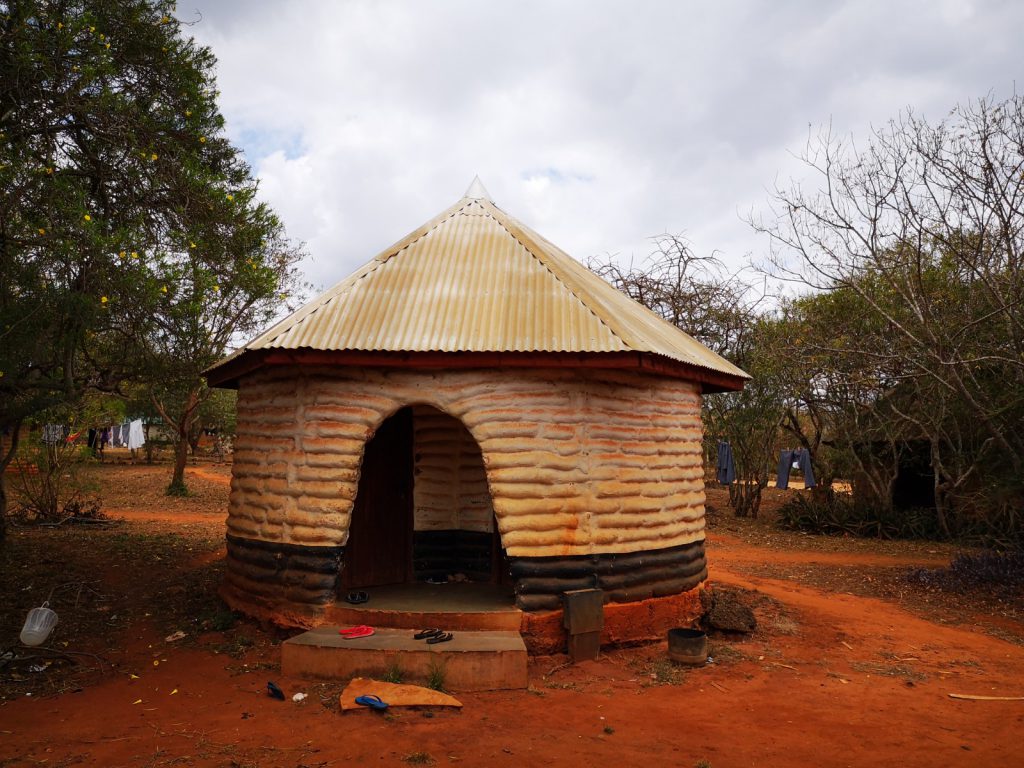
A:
[20,602,58,646]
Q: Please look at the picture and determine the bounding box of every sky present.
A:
[183,0,1023,292]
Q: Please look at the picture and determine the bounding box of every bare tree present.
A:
[590,236,781,517]
[753,94,1024,535]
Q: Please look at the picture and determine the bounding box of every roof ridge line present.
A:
[479,204,630,348]
[257,199,476,348]
[483,201,643,352]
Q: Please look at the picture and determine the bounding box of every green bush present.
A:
[907,550,1024,595]
[11,431,101,524]
[777,494,944,540]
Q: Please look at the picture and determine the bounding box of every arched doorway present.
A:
[341,405,510,589]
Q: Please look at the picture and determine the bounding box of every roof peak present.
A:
[205,180,750,390]
[463,176,492,201]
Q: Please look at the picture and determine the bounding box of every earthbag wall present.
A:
[220,365,708,626]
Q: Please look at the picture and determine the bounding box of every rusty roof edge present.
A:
[481,200,751,380]
[207,348,747,391]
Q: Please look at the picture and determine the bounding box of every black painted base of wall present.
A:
[508,540,707,611]
[223,535,706,616]
[225,534,344,607]
[413,529,493,582]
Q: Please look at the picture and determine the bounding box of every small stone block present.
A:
[567,631,601,662]
[562,588,604,634]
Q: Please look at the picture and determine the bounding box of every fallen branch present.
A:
[546,661,573,677]
[34,646,112,670]
[35,516,116,528]
[948,693,1024,701]
[768,661,797,671]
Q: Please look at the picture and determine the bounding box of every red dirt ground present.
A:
[2,465,1022,767]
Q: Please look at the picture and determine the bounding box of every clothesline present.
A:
[104,419,146,450]
[776,448,815,489]
[44,420,147,451]
[714,441,816,489]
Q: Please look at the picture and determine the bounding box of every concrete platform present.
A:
[324,583,522,632]
[281,626,528,692]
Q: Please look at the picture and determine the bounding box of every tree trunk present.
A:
[0,472,8,545]
[188,414,203,457]
[729,478,763,518]
[168,436,189,495]
[0,421,23,544]
[165,388,200,496]
[144,423,155,464]
[930,438,952,539]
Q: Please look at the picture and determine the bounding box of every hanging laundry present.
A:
[87,429,97,450]
[41,424,64,444]
[716,441,736,485]
[127,419,146,450]
[796,448,816,489]
[776,449,794,490]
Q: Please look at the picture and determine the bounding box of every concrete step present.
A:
[324,603,522,632]
[324,583,522,632]
[281,626,528,692]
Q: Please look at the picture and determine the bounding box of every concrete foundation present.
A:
[281,626,528,692]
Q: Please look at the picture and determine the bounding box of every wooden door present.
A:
[341,408,413,588]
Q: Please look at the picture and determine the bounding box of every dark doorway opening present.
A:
[341,407,414,589]
[341,405,509,592]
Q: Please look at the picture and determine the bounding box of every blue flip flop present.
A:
[267,681,285,700]
[355,694,389,711]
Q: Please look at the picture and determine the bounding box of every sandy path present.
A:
[709,530,952,568]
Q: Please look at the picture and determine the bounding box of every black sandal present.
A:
[414,628,442,640]
[346,591,369,605]
[427,631,453,644]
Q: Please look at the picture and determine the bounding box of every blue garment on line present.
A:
[797,448,816,489]
[716,441,736,485]
[777,448,816,489]
[776,449,794,490]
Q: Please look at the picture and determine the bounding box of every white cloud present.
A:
[184,0,1024,290]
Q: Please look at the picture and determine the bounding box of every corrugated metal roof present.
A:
[222,182,749,380]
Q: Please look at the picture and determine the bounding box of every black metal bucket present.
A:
[667,627,708,665]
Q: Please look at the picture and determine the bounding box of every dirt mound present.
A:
[702,585,757,633]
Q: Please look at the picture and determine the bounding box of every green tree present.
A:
[0,0,303,534]
[780,285,910,511]
[702,316,789,517]
[121,163,304,495]
[754,96,1024,540]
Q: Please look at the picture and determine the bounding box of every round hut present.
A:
[206,179,748,649]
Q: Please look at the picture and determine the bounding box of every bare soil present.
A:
[1,467,1022,767]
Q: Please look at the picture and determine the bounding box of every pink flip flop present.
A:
[339,626,372,638]
[339,625,375,639]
